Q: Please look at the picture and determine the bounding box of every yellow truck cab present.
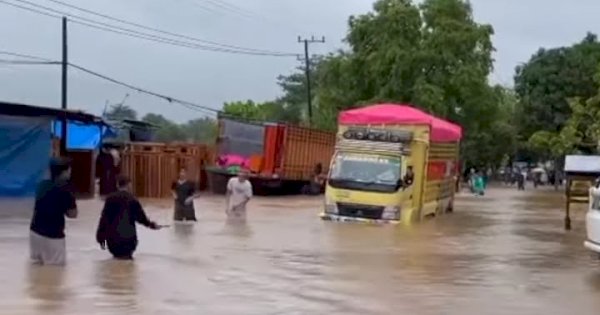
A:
[321,104,462,224]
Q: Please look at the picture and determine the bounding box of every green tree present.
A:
[221,100,290,122]
[105,104,137,121]
[514,33,600,139]
[141,113,186,142]
[182,118,217,144]
[275,55,324,124]
[314,0,504,167]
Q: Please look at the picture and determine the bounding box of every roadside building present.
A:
[0,101,111,197]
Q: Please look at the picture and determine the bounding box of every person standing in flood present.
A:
[30,158,78,266]
[226,169,253,221]
[467,168,477,193]
[171,168,200,222]
[96,176,163,260]
[516,168,526,191]
[473,171,486,196]
[303,163,326,195]
[95,145,119,198]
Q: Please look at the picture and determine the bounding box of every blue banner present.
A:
[53,120,117,150]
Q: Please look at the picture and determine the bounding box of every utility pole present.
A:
[298,35,325,126]
[60,16,68,155]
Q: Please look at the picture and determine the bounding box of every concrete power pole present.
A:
[60,16,68,155]
[298,36,325,126]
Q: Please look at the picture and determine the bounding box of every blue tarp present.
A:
[0,115,52,196]
[53,120,116,150]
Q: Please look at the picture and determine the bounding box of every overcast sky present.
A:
[1,0,599,122]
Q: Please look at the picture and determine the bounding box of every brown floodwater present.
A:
[1,186,600,314]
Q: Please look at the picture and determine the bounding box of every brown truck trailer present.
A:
[206,117,336,195]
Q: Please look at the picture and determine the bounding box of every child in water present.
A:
[171,168,200,222]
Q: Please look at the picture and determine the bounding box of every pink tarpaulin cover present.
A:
[338,104,462,142]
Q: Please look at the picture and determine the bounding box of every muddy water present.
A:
[1,187,600,314]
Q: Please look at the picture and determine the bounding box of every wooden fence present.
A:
[121,143,211,198]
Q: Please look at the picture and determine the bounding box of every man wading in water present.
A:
[30,158,78,265]
[226,169,253,221]
[171,168,200,222]
[96,176,163,260]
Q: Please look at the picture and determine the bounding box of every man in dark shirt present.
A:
[96,175,162,260]
[30,158,78,265]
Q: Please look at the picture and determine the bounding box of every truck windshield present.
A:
[328,152,401,193]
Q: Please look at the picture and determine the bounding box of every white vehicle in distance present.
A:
[585,183,600,256]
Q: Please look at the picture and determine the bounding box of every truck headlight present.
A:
[324,198,338,214]
[382,206,400,220]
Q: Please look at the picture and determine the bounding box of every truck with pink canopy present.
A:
[322,103,463,224]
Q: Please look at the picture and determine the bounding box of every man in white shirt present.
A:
[226,169,253,221]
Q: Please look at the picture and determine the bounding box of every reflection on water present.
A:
[94,260,138,312]
[96,260,138,295]
[2,188,600,314]
[173,222,195,247]
[223,219,253,238]
[27,265,67,312]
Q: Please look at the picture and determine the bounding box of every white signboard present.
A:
[564,155,600,173]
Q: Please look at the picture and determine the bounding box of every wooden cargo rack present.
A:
[127,142,205,155]
[121,142,210,198]
[280,125,336,181]
[564,155,600,230]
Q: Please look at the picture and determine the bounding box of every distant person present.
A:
[96,176,164,260]
[30,158,78,266]
[226,169,253,221]
[96,145,119,198]
[473,171,485,196]
[171,168,200,222]
[468,168,477,193]
[403,166,415,187]
[517,169,525,191]
[503,166,512,185]
[303,163,326,195]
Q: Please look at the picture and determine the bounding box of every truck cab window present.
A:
[329,152,402,193]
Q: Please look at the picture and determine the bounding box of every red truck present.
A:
[206,117,336,195]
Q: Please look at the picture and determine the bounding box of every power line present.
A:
[43,0,293,55]
[0,59,58,65]
[0,0,63,19]
[68,63,218,116]
[177,0,221,15]
[1,0,297,57]
[202,0,254,18]
[10,0,295,56]
[70,19,293,56]
[0,50,54,61]
[0,47,217,116]
[192,0,304,35]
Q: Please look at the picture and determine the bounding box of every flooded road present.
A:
[1,187,600,314]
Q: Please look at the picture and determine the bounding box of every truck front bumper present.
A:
[320,213,400,225]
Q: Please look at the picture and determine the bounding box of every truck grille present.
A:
[337,203,384,219]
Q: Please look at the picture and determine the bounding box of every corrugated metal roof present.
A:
[0,101,105,124]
